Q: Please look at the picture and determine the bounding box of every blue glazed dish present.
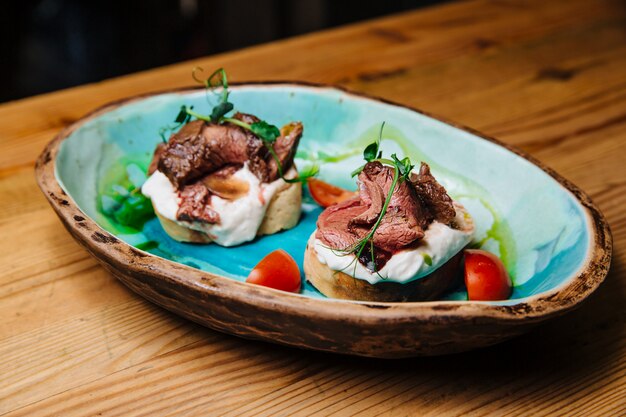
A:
[37,83,612,356]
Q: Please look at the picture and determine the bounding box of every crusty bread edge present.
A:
[154,180,302,244]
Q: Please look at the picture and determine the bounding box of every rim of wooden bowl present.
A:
[35,82,613,328]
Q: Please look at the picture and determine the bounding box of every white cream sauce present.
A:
[142,164,293,246]
[312,206,473,284]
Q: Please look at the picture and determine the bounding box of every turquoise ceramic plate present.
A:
[37,83,612,357]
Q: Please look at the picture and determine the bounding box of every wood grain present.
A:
[1,0,625,415]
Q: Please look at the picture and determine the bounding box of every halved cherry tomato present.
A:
[464,249,512,301]
[246,250,301,293]
[307,178,357,208]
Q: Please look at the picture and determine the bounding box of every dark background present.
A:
[1,0,447,103]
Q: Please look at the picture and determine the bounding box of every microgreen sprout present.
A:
[331,122,416,276]
[158,105,194,142]
[363,121,384,162]
[160,67,317,183]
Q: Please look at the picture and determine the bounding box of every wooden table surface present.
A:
[2,0,625,415]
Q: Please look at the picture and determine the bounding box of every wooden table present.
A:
[2,0,625,415]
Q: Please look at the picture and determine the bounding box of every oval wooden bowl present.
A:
[35,83,612,358]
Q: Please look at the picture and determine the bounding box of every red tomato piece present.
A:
[308,178,357,208]
[246,249,302,293]
[464,249,512,301]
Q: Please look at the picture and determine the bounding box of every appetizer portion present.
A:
[142,68,312,246]
[143,114,302,246]
[304,146,474,301]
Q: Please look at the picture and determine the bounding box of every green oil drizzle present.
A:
[296,148,361,164]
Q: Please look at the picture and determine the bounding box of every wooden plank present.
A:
[4,293,624,416]
[1,0,625,415]
[0,300,206,414]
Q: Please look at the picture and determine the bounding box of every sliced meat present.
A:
[316,196,395,271]
[229,113,271,182]
[373,206,424,251]
[349,162,425,252]
[176,183,220,224]
[157,120,207,188]
[148,143,166,175]
[267,122,303,179]
[411,162,456,225]
[349,163,385,227]
[234,112,260,125]
[157,114,267,189]
[205,164,241,179]
[155,112,303,189]
[316,198,367,251]
[316,161,456,272]
[152,112,305,228]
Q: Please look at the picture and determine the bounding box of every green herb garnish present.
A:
[363,121,384,162]
[332,123,416,276]
[158,105,194,142]
[161,67,317,184]
[391,152,414,181]
[100,163,154,229]
[111,190,154,226]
